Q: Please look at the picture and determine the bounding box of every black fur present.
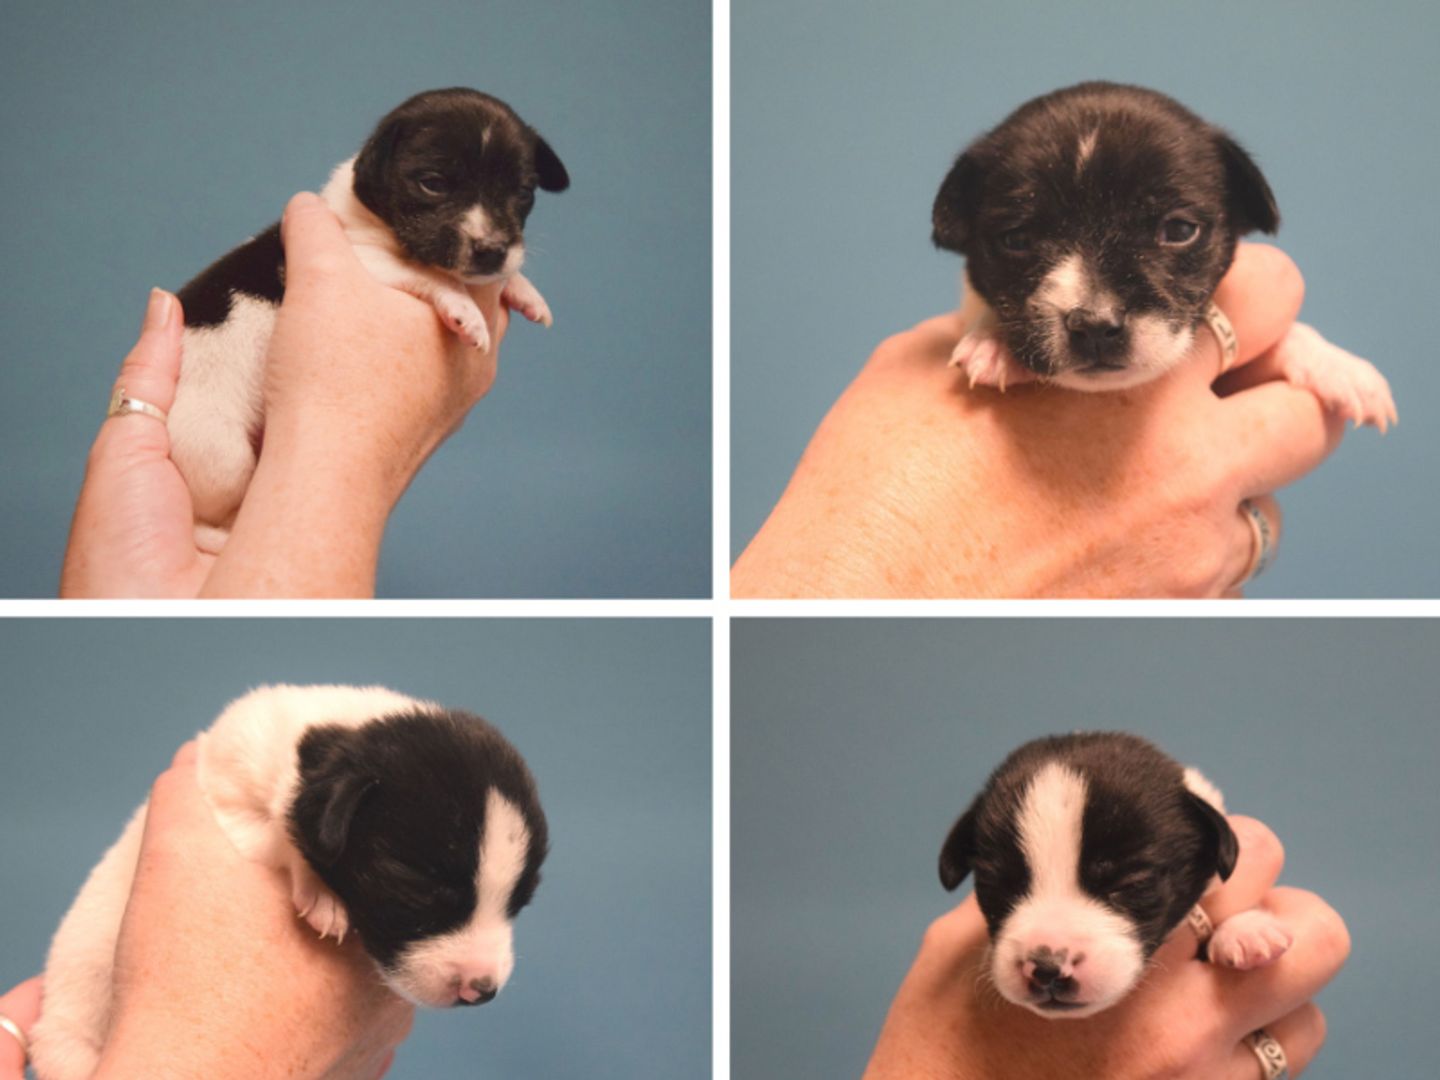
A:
[175,223,284,328]
[938,732,1236,959]
[288,709,548,973]
[352,87,569,275]
[932,82,1278,376]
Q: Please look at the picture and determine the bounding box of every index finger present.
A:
[279,191,366,282]
[0,976,42,1075]
[1217,379,1346,495]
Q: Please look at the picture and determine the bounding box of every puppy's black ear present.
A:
[1215,131,1279,235]
[533,134,570,193]
[290,726,380,868]
[353,117,407,216]
[932,149,983,254]
[939,802,979,891]
[1183,790,1239,882]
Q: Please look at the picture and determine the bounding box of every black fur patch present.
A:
[287,708,548,972]
[175,222,284,328]
[932,82,1278,377]
[939,732,1235,958]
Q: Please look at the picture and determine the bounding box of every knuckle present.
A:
[1233,816,1286,878]
[1309,900,1352,964]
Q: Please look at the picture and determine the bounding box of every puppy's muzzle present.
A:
[467,243,510,276]
[1065,307,1129,369]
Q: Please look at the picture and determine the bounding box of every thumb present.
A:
[280,191,363,282]
[108,288,183,421]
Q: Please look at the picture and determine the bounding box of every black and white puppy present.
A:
[30,685,548,1080]
[932,81,1394,427]
[939,732,1290,1019]
[168,88,570,552]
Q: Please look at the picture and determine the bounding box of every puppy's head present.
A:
[289,708,548,1008]
[938,733,1236,1018]
[932,82,1277,389]
[352,87,569,282]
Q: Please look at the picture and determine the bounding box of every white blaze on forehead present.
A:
[380,788,531,1006]
[462,205,498,244]
[1037,254,1087,314]
[477,788,530,920]
[1017,761,1087,894]
[1075,128,1099,174]
[992,759,1147,1017]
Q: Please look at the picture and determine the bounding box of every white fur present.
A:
[30,685,436,1080]
[1075,128,1099,173]
[169,158,553,552]
[992,763,1144,1018]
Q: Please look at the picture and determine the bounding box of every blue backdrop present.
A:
[732,0,1438,597]
[733,618,1440,1078]
[0,0,711,598]
[0,618,711,1078]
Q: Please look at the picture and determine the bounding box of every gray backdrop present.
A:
[732,0,1438,597]
[0,0,711,598]
[732,618,1440,1078]
[0,618,711,1078]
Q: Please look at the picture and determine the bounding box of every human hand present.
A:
[259,191,510,510]
[59,290,215,598]
[863,816,1349,1079]
[0,977,42,1080]
[93,742,414,1080]
[196,192,510,597]
[732,244,1345,598]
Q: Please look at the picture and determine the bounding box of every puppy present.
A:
[167,88,570,552]
[938,732,1290,1019]
[932,81,1394,427]
[30,684,548,1080]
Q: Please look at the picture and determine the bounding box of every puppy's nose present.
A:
[469,243,509,275]
[1065,307,1128,362]
[1028,958,1062,989]
[1023,947,1080,997]
[455,977,498,1006]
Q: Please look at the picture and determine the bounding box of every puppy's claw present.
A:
[950,330,1027,392]
[500,277,554,328]
[436,296,492,352]
[1209,909,1293,971]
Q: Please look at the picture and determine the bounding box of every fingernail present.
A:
[143,288,174,333]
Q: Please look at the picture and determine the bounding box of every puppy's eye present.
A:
[998,228,1033,254]
[1158,216,1201,247]
[417,174,452,197]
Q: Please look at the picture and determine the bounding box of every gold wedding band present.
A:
[107,385,168,424]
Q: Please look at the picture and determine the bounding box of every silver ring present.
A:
[1206,302,1239,373]
[1237,498,1275,586]
[0,1012,28,1066]
[1186,904,1214,945]
[1246,1028,1289,1079]
[107,385,168,424]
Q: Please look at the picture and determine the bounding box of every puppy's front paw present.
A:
[501,275,554,327]
[435,295,493,352]
[1209,909,1293,970]
[948,330,1031,391]
[1276,322,1397,432]
[292,865,351,943]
